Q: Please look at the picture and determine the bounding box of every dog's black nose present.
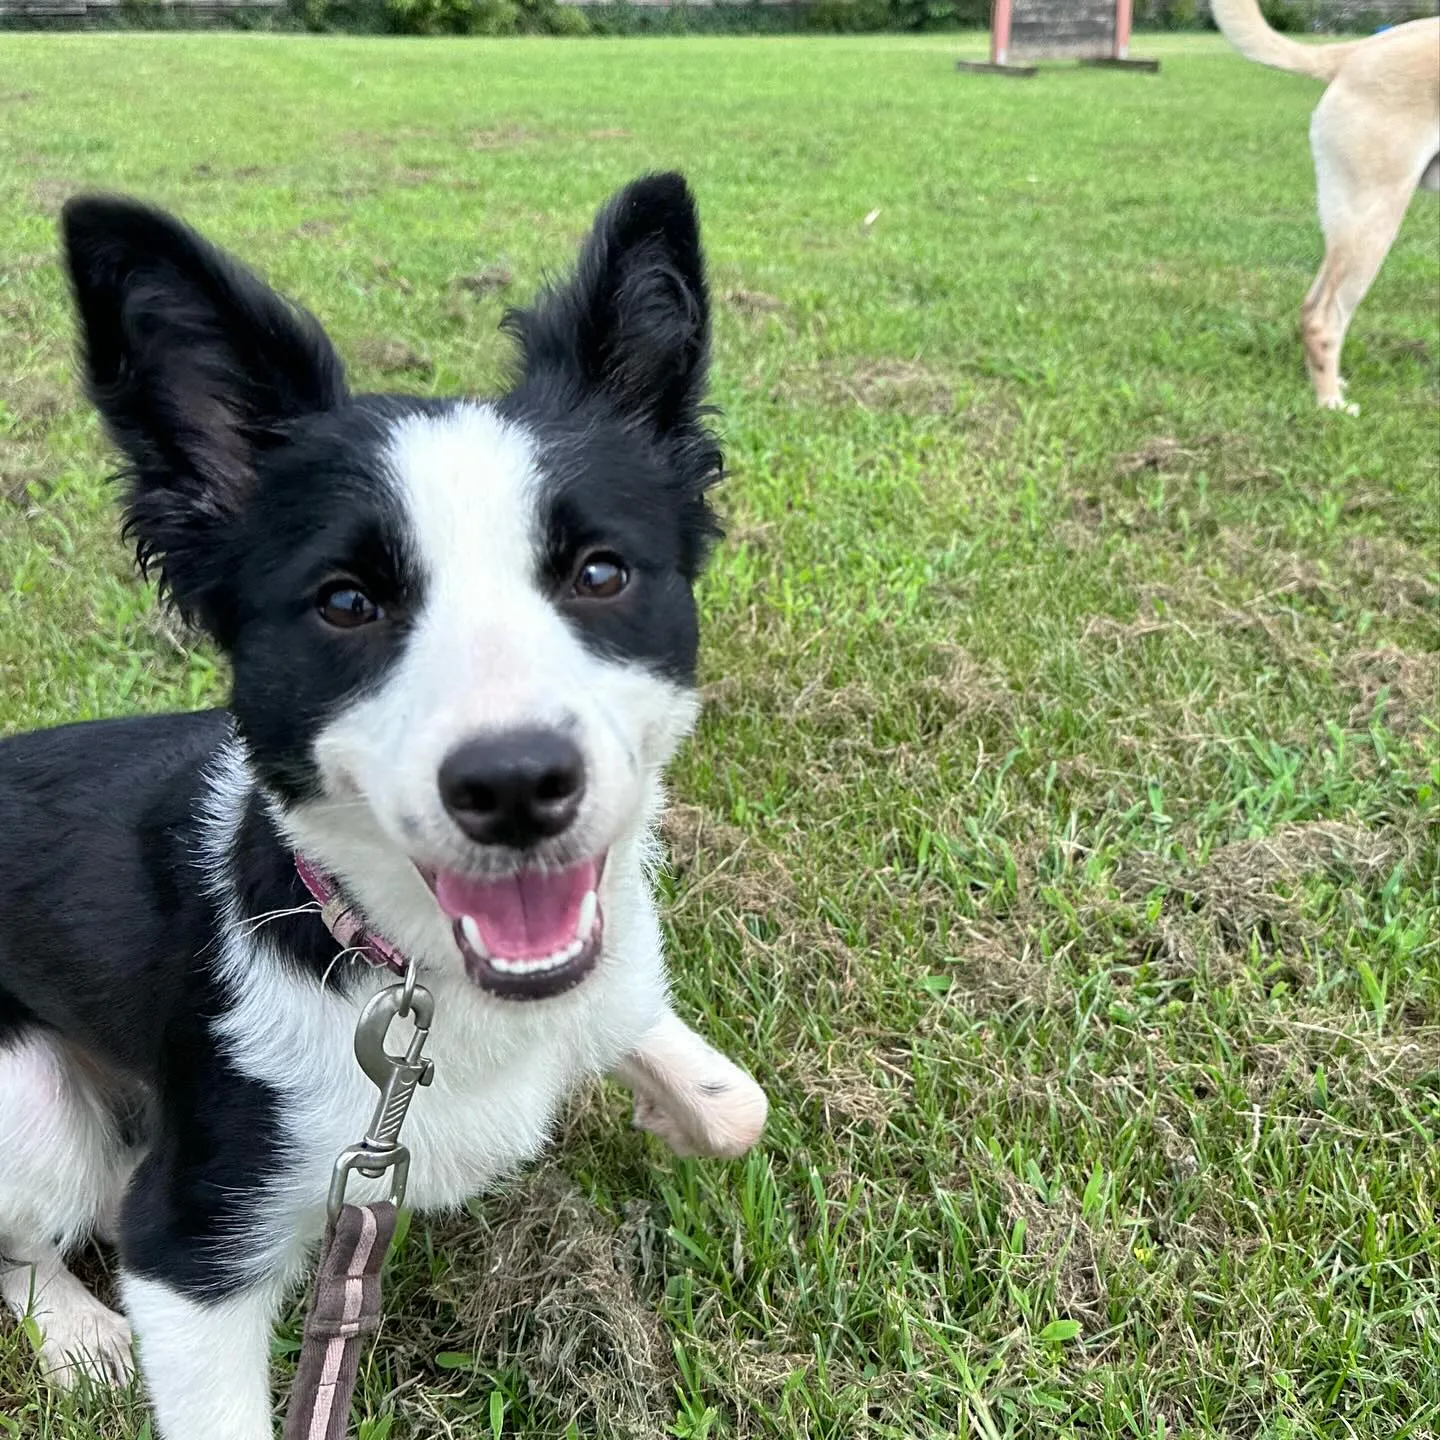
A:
[439,730,586,848]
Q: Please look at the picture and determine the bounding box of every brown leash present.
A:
[284,1201,398,1440]
[282,939,436,1439]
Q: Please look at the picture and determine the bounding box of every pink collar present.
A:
[294,854,407,975]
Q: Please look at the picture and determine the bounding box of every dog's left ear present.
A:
[506,172,710,438]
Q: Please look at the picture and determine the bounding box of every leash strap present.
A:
[283,1200,398,1440]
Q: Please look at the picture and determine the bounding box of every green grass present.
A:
[2,30,1438,1440]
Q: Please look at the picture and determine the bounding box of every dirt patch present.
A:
[350,337,433,379]
[191,162,271,181]
[29,178,74,217]
[724,288,786,316]
[436,1169,670,1439]
[832,358,953,416]
[292,218,339,239]
[586,127,632,141]
[469,124,536,151]
[0,376,69,430]
[1114,436,1199,475]
[1341,646,1439,734]
[455,264,514,297]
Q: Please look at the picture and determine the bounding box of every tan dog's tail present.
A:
[1210,0,1356,80]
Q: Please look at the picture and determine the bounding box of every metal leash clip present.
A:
[327,964,435,1222]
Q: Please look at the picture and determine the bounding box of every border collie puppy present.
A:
[0,174,767,1438]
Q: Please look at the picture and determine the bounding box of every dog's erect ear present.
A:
[61,195,347,629]
[506,173,710,438]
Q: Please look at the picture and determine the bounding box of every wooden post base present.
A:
[1079,56,1161,71]
[955,60,1040,76]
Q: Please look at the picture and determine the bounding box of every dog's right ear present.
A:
[62,195,347,633]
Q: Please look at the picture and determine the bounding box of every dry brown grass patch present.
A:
[351,337,434,379]
[1112,433,1235,478]
[1114,436,1196,475]
[436,1168,671,1438]
[919,643,1016,724]
[766,357,954,415]
[723,288,787,316]
[468,124,535,151]
[958,1156,1117,1326]
[1122,821,1407,959]
[0,377,71,504]
[949,918,1059,1015]
[1220,529,1438,623]
[1338,533,1440,617]
[454,264,514,297]
[780,1040,905,1133]
[834,358,953,415]
[29,178,74,216]
[1342,646,1439,734]
[661,800,802,925]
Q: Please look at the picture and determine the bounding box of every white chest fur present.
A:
[210,929,667,1284]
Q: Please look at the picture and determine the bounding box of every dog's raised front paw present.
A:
[632,1062,768,1160]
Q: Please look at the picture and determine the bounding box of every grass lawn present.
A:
[2,29,1438,1440]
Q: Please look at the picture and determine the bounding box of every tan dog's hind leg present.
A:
[1302,86,1433,413]
[613,1012,768,1159]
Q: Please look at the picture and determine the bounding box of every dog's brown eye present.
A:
[573,552,629,601]
[317,583,382,629]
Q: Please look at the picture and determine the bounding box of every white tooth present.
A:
[461,916,489,958]
[482,937,587,979]
[576,890,598,940]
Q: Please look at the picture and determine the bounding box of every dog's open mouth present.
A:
[429,857,604,1000]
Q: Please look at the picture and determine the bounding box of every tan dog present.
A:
[1210,0,1439,412]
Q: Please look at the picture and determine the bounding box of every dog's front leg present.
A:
[613,1010,768,1159]
[120,1270,285,1440]
[115,1137,296,1440]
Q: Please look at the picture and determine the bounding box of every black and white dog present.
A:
[0,173,767,1437]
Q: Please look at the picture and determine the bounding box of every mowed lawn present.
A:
[2,30,1438,1440]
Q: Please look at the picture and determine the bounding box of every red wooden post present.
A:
[1114,0,1133,58]
[991,0,1014,65]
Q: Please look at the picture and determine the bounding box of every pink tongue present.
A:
[434,859,599,960]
